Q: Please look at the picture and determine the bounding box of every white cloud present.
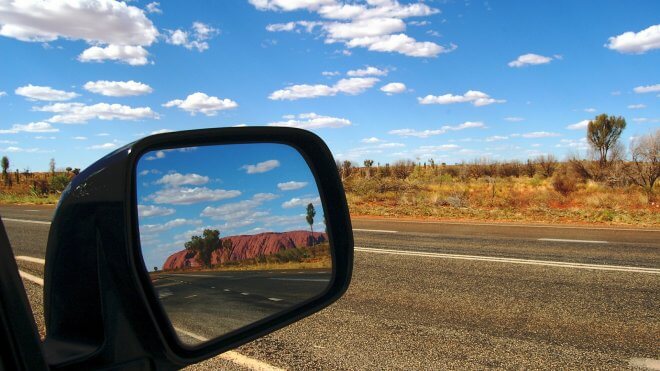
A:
[145,2,162,14]
[267,113,351,129]
[150,129,172,134]
[163,92,237,116]
[388,121,485,138]
[633,84,660,93]
[347,66,388,76]
[78,44,150,65]
[583,107,597,113]
[0,122,58,134]
[200,193,277,222]
[242,159,280,174]
[322,71,340,76]
[508,53,553,67]
[0,91,6,97]
[0,146,40,153]
[258,1,453,58]
[155,172,209,187]
[147,187,241,205]
[141,218,201,234]
[83,80,153,97]
[606,24,660,54]
[485,136,508,142]
[0,0,158,45]
[504,116,524,122]
[380,82,406,95]
[277,181,308,191]
[138,204,174,218]
[87,142,118,150]
[418,90,505,106]
[73,136,87,140]
[165,22,219,52]
[269,77,378,100]
[282,196,321,209]
[361,137,382,143]
[632,117,660,123]
[566,120,590,130]
[628,104,646,109]
[145,150,166,160]
[35,102,158,124]
[15,85,78,101]
[520,131,561,138]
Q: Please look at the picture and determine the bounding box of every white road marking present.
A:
[16,256,46,264]
[629,358,660,370]
[158,289,173,299]
[24,210,40,212]
[2,218,51,225]
[353,228,398,234]
[355,246,660,274]
[241,292,250,296]
[538,238,608,244]
[172,327,285,371]
[184,294,197,299]
[355,218,660,232]
[18,270,44,285]
[223,289,231,292]
[268,278,331,282]
[268,297,283,302]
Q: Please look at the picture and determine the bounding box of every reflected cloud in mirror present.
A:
[136,143,331,346]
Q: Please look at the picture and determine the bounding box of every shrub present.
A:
[552,173,577,196]
[49,174,71,193]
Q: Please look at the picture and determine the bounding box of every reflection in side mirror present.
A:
[135,143,332,346]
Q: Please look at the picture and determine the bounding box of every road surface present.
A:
[2,205,659,370]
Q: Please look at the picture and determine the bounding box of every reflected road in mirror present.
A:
[136,143,332,346]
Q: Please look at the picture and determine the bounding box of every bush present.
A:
[49,174,71,193]
[552,173,577,196]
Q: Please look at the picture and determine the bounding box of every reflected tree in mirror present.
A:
[135,143,332,346]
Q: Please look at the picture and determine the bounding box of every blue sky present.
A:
[0,0,658,171]
[136,143,324,269]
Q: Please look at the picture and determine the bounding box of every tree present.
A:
[341,160,352,181]
[49,158,56,176]
[363,159,374,178]
[221,238,234,263]
[627,129,660,203]
[536,154,558,178]
[306,203,316,243]
[587,114,626,170]
[1,156,9,186]
[184,229,221,268]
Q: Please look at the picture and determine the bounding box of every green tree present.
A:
[184,229,221,268]
[306,203,316,243]
[1,156,9,186]
[587,114,626,169]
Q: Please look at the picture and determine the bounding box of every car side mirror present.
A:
[42,127,353,369]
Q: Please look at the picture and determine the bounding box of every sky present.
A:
[136,143,324,270]
[0,0,659,172]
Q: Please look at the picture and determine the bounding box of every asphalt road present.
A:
[2,205,659,370]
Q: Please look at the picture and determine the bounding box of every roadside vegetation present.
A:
[0,157,78,204]
[343,119,659,227]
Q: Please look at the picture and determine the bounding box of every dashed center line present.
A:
[2,218,51,225]
[184,294,197,299]
[16,255,46,264]
[538,238,608,244]
[268,297,283,302]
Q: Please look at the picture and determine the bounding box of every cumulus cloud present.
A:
[15,85,78,101]
[566,119,590,130]
[361,137,382,143]
[0,122,58,134]
[155,172,209,187]
[504,116,524,122]
[145,150,166,160]
[418,90,505,106]
[277,181,308,191]
[140,218,201,234]
[267,113,351,129]
[78,44,150,65]
[83,80,153,97]
[380,82,406,95]
[633,84,660,93]
[388,121,485,138]
[269,77,378,100]
[138,204,174,218]
[165,22,219,52]
[147,187,241,205]
[282,196,321,209]
[242,159,280,174]
[508,53,554,67]
[628,104,646,109]
[258,0,454,58]
[35,102,158,124]
[0,91,6,97]
[145,2,162,14]
[200,193,277,222]
[485,136,508,142]
[0,146,40,153]
[87,142,118,150]
[347,66,388,76]
[606,24,660,54]
[163,92,238,116]
[519,131,561,138]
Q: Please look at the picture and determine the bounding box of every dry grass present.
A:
[345,173,659,227]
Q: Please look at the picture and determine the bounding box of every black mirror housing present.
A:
[43,127,353,369]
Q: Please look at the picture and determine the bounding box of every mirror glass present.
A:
[135,143,331,346]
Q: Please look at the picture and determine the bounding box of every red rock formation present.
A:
[161,230,327,271]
